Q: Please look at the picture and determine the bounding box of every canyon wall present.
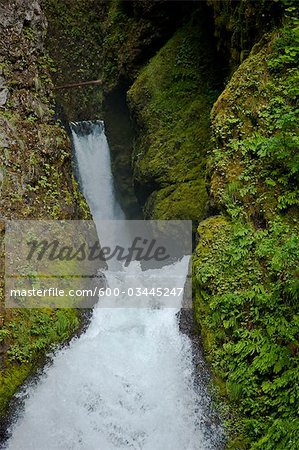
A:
[0,0,89,425]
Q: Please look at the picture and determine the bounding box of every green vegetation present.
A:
[128,22,220,220]
[0,0,90,419]
[193,20,299,449]
[100,0,189,91]
[42,0,104,119]
[209,25,298,221]
[0,308,79,415]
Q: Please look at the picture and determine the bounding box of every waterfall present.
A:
[5,122,222,450]
[70,120,125,221]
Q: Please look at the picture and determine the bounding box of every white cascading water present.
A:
[71,121,125,221]
[5,121,221,450]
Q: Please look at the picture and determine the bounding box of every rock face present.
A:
[207,0,282,69]
[0,0,90,220]
[0,0,45,33]
[0,76,8,107]
[1,0,44,111]
[0,0,90,425]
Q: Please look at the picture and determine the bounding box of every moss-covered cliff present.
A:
[0,0,89,424]
[128,18,220,220]
[207,0,283,68]
[99,0,198,91]
[193,18,299,449]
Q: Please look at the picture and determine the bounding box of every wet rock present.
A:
[0,89,8,107]
[0,132,9,148]
[0,76,8,107]
[0,168,4,190]
[178,269,194,336]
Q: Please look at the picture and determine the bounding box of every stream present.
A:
[5,121,222,450]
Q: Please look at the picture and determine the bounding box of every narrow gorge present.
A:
[0,1,298,449]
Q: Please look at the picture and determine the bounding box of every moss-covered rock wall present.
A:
[207,0,283,69]
[0,0,90,425]
[100,0,198,91]
[193,18,299,449]
[128,18,221,220]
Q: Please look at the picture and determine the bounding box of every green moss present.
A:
[128,21,220,219]
[144,179,207,221]
[209,25,299,222]
[100,0,192,90]
[0,308,80,416]
[193,216,232,364]
[194,18,299,449]
[207,0,283,69]
[0,365,32,416]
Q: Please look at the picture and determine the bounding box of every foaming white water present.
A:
[6,121,221,450]
[6,259,219,450]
